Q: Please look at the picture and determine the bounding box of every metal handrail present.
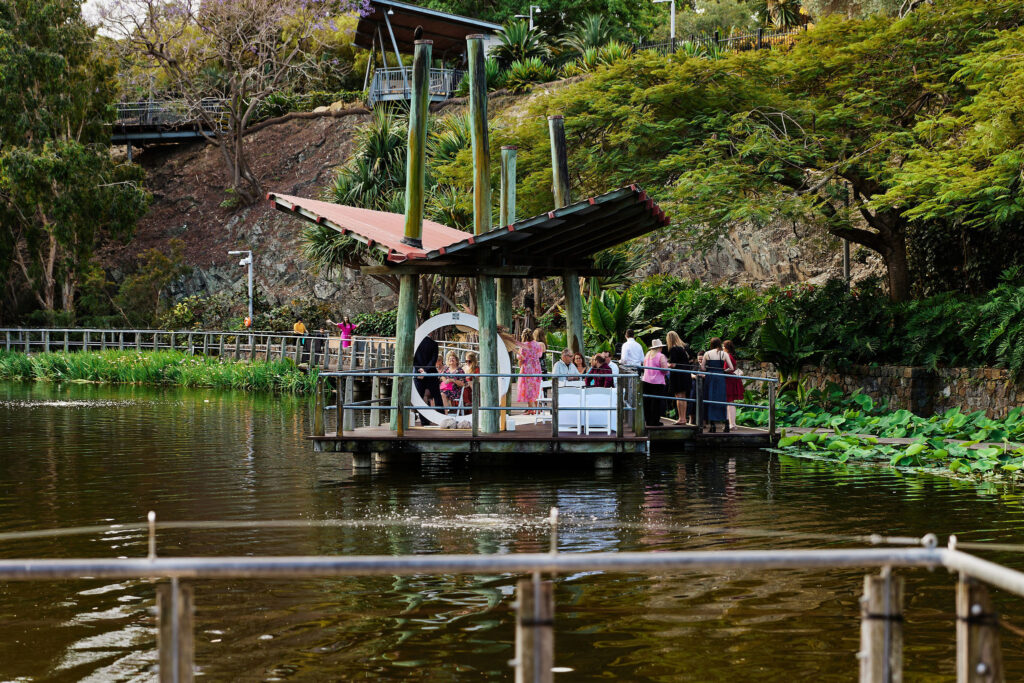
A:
[368,66,465,105]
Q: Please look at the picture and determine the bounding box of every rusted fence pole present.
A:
[157,579,194,683]
[514,578,554,683]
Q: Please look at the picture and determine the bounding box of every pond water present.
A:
[2,381,1024,681]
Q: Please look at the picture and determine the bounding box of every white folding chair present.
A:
[556,387,583,435]
[582,387,616,435]
[536,379,554,424]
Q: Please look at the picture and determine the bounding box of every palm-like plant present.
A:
[490,20,552,69]
[751,0,804,29]
[329,107,406,210]
[564,14,617,57]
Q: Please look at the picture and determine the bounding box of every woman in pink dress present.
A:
[516,328,546,413]
[328,315,359,348]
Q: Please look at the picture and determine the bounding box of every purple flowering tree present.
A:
[102,0,362,205]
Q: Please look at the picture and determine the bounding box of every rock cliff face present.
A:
[105,111,396,316]
[110,89,884,317]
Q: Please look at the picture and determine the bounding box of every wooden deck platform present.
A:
[310,422,649,467]
[648,424,779,449]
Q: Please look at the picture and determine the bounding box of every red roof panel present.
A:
[269,193,470,262]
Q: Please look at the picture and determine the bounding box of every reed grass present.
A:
[0,350,316,394]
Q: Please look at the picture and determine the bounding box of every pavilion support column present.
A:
[390,39,431,431]
[549,115,581,355]
[469,34,499,434]
[496,145,518,330]
[391,274,419,430]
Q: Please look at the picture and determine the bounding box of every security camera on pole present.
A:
[228,250,254,322]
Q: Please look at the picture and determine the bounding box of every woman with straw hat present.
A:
[642,339,670,427]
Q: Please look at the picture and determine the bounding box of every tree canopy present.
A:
[0,0,149,321]
[446,0,1024,300]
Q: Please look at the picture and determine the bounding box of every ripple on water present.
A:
[2,382,1024,681]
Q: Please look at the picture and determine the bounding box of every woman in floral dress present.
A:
[516,329,546,413]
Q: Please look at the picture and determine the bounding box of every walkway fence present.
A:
[1,327,410,372]
[115,99,227,129]
[634,25,806,56]
[0,518,1017,682]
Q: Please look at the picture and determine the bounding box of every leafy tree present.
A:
[423,0,660,38]
[478,0,1024,301]
[0,0,149,321]
[116,239,191,326]
[102,0,357,205]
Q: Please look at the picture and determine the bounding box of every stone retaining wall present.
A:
[738,362,1022,418]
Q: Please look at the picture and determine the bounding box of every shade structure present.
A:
[267,193,470,263]
[269,185,670,272]
[355,0,502,58]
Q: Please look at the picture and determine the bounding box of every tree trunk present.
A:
[883,231,911,302]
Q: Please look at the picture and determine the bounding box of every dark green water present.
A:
[2,381,1024,681]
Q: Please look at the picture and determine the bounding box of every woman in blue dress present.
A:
[702,337,735,432]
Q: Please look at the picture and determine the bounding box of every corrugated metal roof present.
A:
[267,193,470,263]
[269,185,670,268]
[355,0,502,56]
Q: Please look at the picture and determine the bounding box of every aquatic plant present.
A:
[0,350,317,395]
[740,384,1024,478]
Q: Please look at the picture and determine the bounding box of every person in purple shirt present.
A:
[585,352,614,388]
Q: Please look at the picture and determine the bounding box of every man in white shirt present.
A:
[552,348,576,380]
[620,329,644,368]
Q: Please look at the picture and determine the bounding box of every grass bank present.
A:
[0,350,316,394]
[740,385,1024,478]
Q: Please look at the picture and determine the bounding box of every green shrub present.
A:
[353,309,397,337]
[504,58,558,93]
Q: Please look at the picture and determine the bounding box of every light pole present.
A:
[228,250,253,322]
[513,5,541,30]
[653,0,676,49]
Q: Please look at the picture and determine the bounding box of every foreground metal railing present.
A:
[0,518,1017,682]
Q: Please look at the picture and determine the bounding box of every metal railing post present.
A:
[471,377,480,438]
[312,377,325,437]
[616,379,625,435]
[957,574,1004,683]
[695,375,705,432]
[157,578,194,683]
[514,578,554,683]
[551,379,559,438]
[859,568,904,683]
[342,376,354,433]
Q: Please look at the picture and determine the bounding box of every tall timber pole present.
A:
[497,145,517,330]
[549,115,583,356]
[391,38,431,430]
[469,34,499,434]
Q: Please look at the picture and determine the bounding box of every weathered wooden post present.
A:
[514,578,554,683]
[768,382,777,440]
[157,579,194,683]
[549,115,584,356]
[497,145,518,329]
[957,575,1004,683]
[469,33,500,434]
[391,37,431,430]
[859,568,904,683]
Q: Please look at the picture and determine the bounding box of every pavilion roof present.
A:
[354,0,502,58]
[268,185,670,273]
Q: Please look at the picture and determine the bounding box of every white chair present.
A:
[582,387,616,435]
[536,379,554,424]
[556,387,583,434]
[608,362,620,387]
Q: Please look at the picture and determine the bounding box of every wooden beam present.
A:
[859,570,904,683]
[548,115,570,208]
[515,579,554,683]
[563,270,584,356]
[391,273,419,430]
[497,145,517,331]
[957,576,1004,683]
[402,39,431,247]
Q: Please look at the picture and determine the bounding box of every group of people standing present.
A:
[638,332,744,431]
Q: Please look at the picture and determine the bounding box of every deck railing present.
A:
[313,370,644,438]
[115,99,227,128]
[313,364,779,439]
[0,518,1017,682]
[367,67,465,106]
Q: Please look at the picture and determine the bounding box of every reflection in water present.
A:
[1,381,1024,681]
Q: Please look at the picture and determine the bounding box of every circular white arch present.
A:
[411,312,512,425]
